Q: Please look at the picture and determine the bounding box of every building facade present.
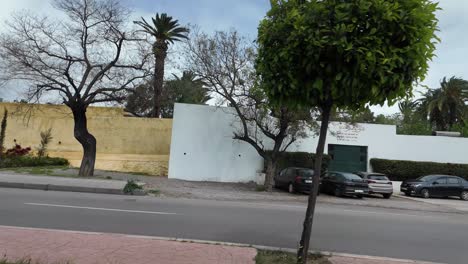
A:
[169,103,468,183]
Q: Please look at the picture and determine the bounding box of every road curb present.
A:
[0,181,143,195]
[0,225,442,264]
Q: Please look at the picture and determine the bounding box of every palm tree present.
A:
[419,76,468,131]
[398,98,418,123]
[134,13,189,118]
[161,71,211,118]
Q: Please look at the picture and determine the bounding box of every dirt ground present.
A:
[1,167,463,214]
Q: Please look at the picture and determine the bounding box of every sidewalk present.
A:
[0,173,140,195]
[396,193,468,212]
[0,226,442,264]
[0,226,256,264]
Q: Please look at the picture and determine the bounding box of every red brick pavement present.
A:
[0,226,256,264]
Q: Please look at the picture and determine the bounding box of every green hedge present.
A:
[265,151,330,173]
[0,156,69,168]
[370,158,468,181]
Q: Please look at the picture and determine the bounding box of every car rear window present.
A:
[368,175,389,181]
[342,173,363,180]
[299,169,314,177]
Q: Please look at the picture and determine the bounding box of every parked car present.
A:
[274,167,317,194]
[355,172,393,199]
[320,172,369,198]
[401,175,468,200]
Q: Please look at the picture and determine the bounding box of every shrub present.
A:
[123,180,143,195]
[370,158,468,181]
[5,144,31,157]
[0,156,69,168]
[37,128,53,157]
[265,151,330,173]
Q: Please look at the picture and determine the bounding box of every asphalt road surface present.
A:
[0,188,467,264]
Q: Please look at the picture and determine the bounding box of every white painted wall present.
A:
[169,103,468,183]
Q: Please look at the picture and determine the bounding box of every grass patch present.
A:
[255,250,330,264]
[147,189,160,196]
[255,185,267,192]
[0,166,71,177]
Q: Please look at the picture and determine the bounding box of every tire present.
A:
[404,192,411,197]
[288,183,295,194]
[421,188,430,199]
[356,195,364,199]
[334,188,342,197]
[274,181,280,189]
[460,191,468,201]
[383,193,392,199]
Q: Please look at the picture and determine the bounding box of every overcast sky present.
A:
[0,0,466,115]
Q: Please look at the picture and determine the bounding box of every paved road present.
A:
[0,188,467,264]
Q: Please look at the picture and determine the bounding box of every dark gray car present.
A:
[274,167,316,194]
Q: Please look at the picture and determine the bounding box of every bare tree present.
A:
[0,0,150,176]
[185,29,313,191]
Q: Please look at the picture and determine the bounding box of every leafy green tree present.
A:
[162,71,211,118]
[420,76,468,131]
[331,106,375,124]
[256,0,438,262]
[134,13,189,118]
[185,29,314,191]
[125,71,211,118]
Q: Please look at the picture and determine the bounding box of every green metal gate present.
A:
[328,144,367,172]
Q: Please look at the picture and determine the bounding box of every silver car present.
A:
[356,172,393,199]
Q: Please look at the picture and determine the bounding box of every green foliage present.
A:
[134,13,189,45]
[0,156,69,168]
[266,151,330,173]
[371,158,468,181]
[123,180,143,194]
[37,128,53,157]
[331,107,376,124]
[419,76,468,131]
[257,0,439,109]
[125,71,211,118]
[0,109,7,153]
[255,250,330,264]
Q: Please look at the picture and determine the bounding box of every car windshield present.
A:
[416,175,438,182]
[299,169,314,177]
[342,173,363,181]
[368,175,389,181]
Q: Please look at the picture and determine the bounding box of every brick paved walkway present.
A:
[0,226,256,264]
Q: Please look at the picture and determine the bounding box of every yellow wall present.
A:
[0,103,172,176]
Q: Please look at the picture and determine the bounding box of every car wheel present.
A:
[404,192,411,197]
[421,188,430,199]
[356,195,364,199]
[460,191,468,201]
[288,183,295,194]
[383,194,392,199]
[334,188,342,197]
[274,181,280,189]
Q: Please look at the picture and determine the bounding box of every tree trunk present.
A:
[264,158,276,192]
[297,105,332,264]
[72,105,96,177]
[153,42,167,118]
